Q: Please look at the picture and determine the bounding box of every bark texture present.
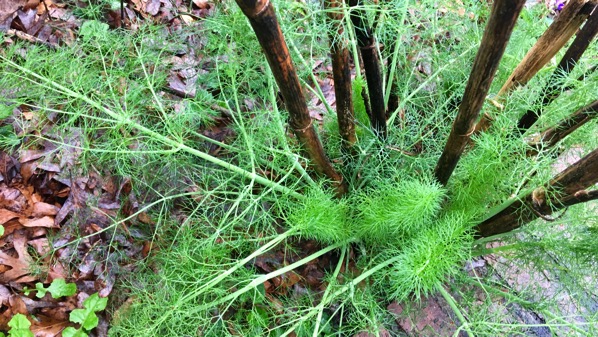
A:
[434,0,526,186]
[517,3,598,132]
[527,100,598,156]
[349,0,387,138]
[476,148,598,237]
[325,0,357,149]
[236,0,347,194]
[498,0,594,96]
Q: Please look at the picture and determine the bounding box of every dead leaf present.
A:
[0,285,10,306]
[0,231,36,282]
[0,185,27,213]
[146,0,161,16]
[0,0,27,17]
[28,237,50,256]
[37,162,60,172]
[11,9,37,33]
[0,208,20,225]
[137,211,154,225]
[30,315,69,337]
[21,215,57,228]
[192,0,210,9]
[8,294,28,315]
[32,202,59,217]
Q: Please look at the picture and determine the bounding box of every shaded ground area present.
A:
[0,149,149,335]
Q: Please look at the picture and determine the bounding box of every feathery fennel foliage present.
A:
[1,0,596,336]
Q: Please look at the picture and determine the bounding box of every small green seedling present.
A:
[2,280,104,337]
[0,314,34,337]
[62,293,108,337]
[23,279,77,299]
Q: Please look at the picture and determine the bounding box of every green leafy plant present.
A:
[63,293,108,337]
[1,280,103,337]
[1,294,106,337]
[0,314,34,337]
[23,278,77,299]
[0,104,19,150]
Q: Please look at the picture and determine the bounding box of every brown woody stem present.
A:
[516,3,598,132]
[349,0,387,138]
[476,148,598,237]
[434,0,526,186]
[527,100,598,156]
[235,0,347,195]
[325,0,357,150]
[475,0,595,134]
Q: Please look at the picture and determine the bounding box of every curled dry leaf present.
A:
[0,232,36,283]
[21,215,58,228]
[31,202,59,217]
[0,208,20,225]
[146,0,161,16]
[192,0,211,9]
[0,185,28,213]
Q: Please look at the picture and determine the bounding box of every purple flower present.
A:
[556,3,565,11]
[555,0,567,12]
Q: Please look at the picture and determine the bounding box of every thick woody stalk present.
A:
[476,148,598,237]
[499,0,594,96]
[475,0,595,134]
[517,3,598,132]
[348,0,387,138]
[235,0,347,195]
[325,0,357,149]
[434,0,526,186]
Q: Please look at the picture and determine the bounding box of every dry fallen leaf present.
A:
[21,215,58,228]
[32,202,59,217]
[0,208,20,225]
[0,231,36,283]
[146,0,161,16]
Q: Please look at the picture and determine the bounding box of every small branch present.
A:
[5,29,58,49]
[349,0,387,138]
[560,189,598,206]
[475,0,595,135]
[475,148,598,237]
[498,0,593,96]
[527,99,598,155]
[385,145,417,157]
[556,2,598,74]
[235,0,347,195]
[433,0,526,186]
[325,0,357,149]
[516,3,598,132]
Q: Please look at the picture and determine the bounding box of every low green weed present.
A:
[23,278,77,299]
[63,293,108,337]
[1,314,33,337]
[1,280,105,337]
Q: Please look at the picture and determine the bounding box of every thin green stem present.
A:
[194,240,345,311]
[312,245,347,337]
[1,56,303,199]
[437,284,475,337]
[387,46,475,125]
[148,228,298,331]
[280,253,404,336]
[289,39,335,116]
